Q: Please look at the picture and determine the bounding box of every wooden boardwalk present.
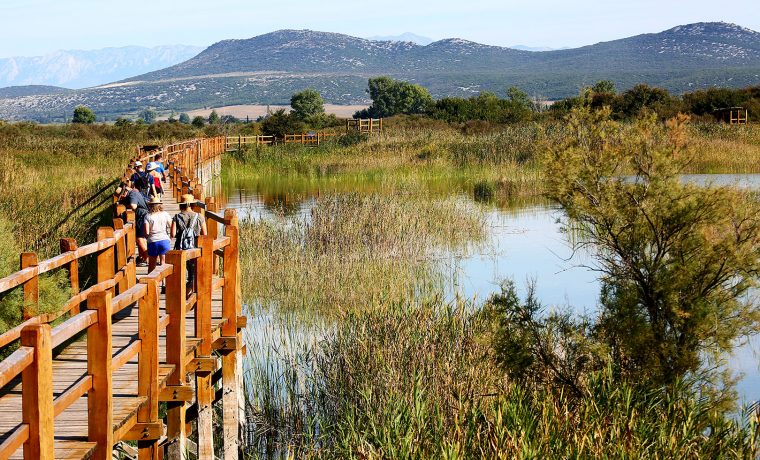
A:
[0,138,243,460]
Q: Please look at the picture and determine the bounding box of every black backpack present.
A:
[134,171,152,195]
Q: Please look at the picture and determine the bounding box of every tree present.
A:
[208,110,220,124]
[544,106,760,387]
[615,84,671,118]
[139,108,157,124]
[291,89,325,120]
[114,117,133,127]
[260,109,305,138]
[72,105,95,124]
[178,113,191,124]
[191,116,206,128]
[363,76,433,117]
[590,80,617,109]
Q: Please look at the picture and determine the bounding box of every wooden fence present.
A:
[347,118,382,134]
[224,118,383,152]
[0,137,242,459]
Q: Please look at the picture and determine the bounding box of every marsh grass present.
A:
[239,192,486,316]
[242,297,760,459]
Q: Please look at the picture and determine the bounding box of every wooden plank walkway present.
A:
[0,137,242,460]
[0,186,224,459]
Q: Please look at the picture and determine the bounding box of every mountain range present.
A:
[1,22,759,122]
[0,45,203,89]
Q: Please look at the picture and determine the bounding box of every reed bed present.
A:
[242,298,759,459]
[239,192,486,316]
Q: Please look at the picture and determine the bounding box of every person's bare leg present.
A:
[148,256,157,274]
[137,238,148,261]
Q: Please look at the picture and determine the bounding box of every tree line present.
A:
[70,77,760,131]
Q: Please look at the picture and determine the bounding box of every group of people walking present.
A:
[116,153,208,275]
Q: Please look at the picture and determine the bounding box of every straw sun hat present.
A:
[148,196,162,205]
[181,194,196,205]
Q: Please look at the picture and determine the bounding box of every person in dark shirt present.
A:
[130,161,153,198]
[122,183,150,266]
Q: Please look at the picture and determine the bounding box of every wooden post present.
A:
[196,235,214,459]
[125,211,137,288]
[96,227,116,296]
[205,198,219,270]
[21,324,54,460]
[113,218,128,294]
[20,253,38,320]
[221,209,241,458]
[60,239,80,314]
[87,291,113,459]
[138,278,160,459]
[165,250,187,459]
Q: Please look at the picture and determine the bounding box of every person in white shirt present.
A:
[143,196,173,274]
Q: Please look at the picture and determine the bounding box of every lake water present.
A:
[217,173,760,406]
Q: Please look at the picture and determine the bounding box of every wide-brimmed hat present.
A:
[146,162,158,172]
[181,194,196,205]
[148,196,162,205]
[134,160,143,167]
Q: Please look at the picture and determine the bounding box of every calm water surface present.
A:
[219,173,760,405]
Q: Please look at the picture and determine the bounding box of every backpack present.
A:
[133,171,152,195]
[174,213,199,250]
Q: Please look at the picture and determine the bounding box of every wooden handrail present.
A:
[50,310,98,349]
[0,346,33,387]
[0,135,238,459]
[0,224,132,293]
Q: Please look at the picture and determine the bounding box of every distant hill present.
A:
[1,22,759,122]
[0,85,70,98]
[0,45,204,89]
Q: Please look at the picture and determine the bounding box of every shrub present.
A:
[72,106,95,124]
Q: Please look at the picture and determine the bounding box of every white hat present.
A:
[134,160,143,167]
[146,162,158,171]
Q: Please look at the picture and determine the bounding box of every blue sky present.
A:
[1,0,758,57]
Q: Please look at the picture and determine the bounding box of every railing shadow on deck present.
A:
[0,136,244,460]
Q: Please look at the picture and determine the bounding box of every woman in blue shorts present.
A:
[143,196,173,276]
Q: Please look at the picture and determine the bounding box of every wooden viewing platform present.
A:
[0,138,243,459]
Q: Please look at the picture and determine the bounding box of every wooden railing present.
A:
[0,136,241,459]
[347,117,383,133]
[225,135,275,151]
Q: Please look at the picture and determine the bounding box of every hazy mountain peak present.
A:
[0,44,203,89]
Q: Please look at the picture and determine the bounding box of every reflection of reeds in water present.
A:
[242,309,327,458]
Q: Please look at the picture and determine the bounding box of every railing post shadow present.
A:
[87,290,113,459]
[21,323,54,460]
[164,250,188,459]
